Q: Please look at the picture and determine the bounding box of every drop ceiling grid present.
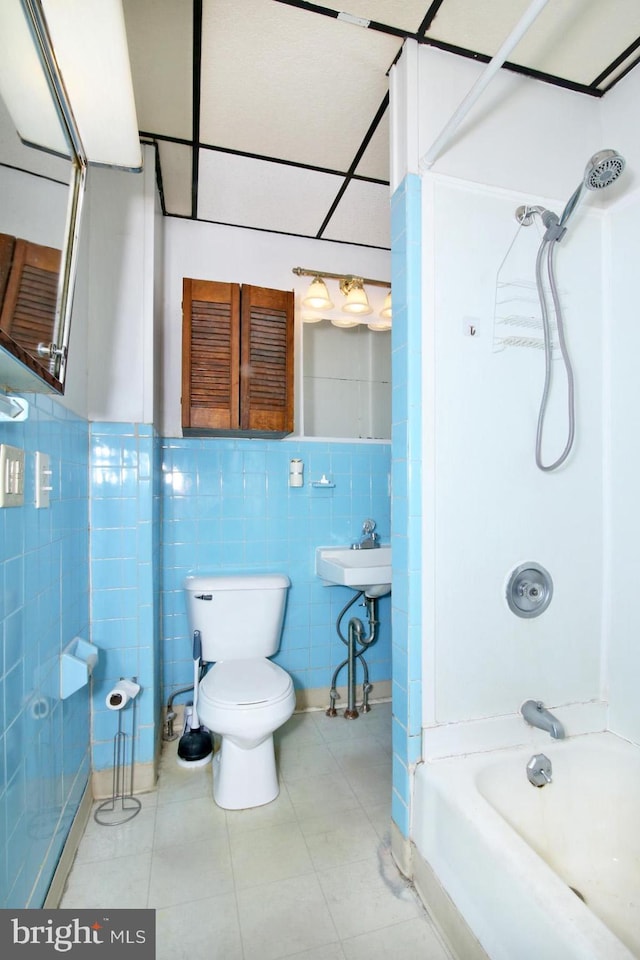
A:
[286,0,433,33]
[426,0,640,87]
[199,0,399,171]
[321,178,391,248]
[123,0,193,141]
[196,149,345,237]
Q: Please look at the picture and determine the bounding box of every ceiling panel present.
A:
[199,0,399,169]
[116,0,640,254]
[158,142,192,216]
[354,109,389,181]
[322,178,391,248]
[123,0,193,140]
[426,0,640,87]
[197,149,344,236]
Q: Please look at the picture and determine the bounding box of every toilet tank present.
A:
[184,574,290,661]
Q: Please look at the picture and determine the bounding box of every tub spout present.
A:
[521,700,565,739]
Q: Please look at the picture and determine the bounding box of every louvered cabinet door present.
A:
[0,238,61,360]
[240,285,294,436]
[182,278,240,430]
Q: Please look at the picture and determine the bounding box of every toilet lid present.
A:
[200,659,292,707]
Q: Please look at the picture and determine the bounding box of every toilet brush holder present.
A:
[94,678,142,826]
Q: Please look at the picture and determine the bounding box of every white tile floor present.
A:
[60,703,453,960]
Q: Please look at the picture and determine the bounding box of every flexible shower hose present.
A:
[534,237,576,471]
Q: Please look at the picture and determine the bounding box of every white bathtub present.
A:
[412,732,639,960]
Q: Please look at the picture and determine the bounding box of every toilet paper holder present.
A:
[95,676,142,827]
[60,637,99,700]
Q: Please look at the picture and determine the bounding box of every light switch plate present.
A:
[35,451,52,509]
[0,443,25,507]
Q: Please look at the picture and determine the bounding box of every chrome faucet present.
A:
[351,518,380,550]
[521,700,565,739]
[526,753,553,787]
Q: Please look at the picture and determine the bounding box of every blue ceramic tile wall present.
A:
[161,438,392,699]
[391,174,422,838]
[1,407,391,906]
[89,424,161,772]
[0,392,89,907]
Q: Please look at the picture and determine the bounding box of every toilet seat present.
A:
[200,659,293,710]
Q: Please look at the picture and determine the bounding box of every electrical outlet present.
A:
[0,443,25,507]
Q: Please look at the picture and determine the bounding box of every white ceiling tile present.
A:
[197,150,342,236]
[158,141,192,216]
[427,0,640,86]
[355,109,389,181]
[199,0,399,169]
[322,179,390,248]
[123,0,193,140]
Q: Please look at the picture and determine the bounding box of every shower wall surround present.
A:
[0,394,89,908]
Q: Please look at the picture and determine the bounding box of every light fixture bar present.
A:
[292,267,390,289]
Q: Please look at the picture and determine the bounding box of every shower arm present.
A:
[516,204,566,243]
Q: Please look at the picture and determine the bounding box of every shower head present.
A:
[559,149,626,229]
[584,149,625,191]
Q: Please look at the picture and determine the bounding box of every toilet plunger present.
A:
[177,629,213,765]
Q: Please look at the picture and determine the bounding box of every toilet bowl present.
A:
[198,658,295,809]
[183,573,294,810]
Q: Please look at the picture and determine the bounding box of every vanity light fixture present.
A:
[367,317,391,332]
[293,267,391,329]
[331,316,360,329]
[302,276,333,310]
[339,277,372,316]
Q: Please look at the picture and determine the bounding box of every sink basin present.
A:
[315,545,391,598]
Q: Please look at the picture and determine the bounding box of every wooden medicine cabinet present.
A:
[182,278,294,437]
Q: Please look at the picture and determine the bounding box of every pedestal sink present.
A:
[315,545,391,598]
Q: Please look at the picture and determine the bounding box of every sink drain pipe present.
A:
[327,592,380,718]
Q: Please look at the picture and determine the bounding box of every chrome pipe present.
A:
[344,617,364,719]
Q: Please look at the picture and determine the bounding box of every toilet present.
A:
[183,573,295,810]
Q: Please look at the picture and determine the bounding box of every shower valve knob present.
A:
[518,581,543,602]
[507,563,553,618]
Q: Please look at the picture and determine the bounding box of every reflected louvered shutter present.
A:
[0,234,15,307]
[240,285,294,435]
[0,238,60,360]
[182,278,240,430]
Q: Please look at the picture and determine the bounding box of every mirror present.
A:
[0,0,86,394]
[303,322,391,439]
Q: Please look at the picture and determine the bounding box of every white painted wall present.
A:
[161,218,390,438]
[602,66,640,746]
[415,46,602,201]
[86,144,156,423]
[425,177,604,727]
[409,45,621,752]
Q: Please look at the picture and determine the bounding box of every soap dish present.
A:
[311,475,335,488]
